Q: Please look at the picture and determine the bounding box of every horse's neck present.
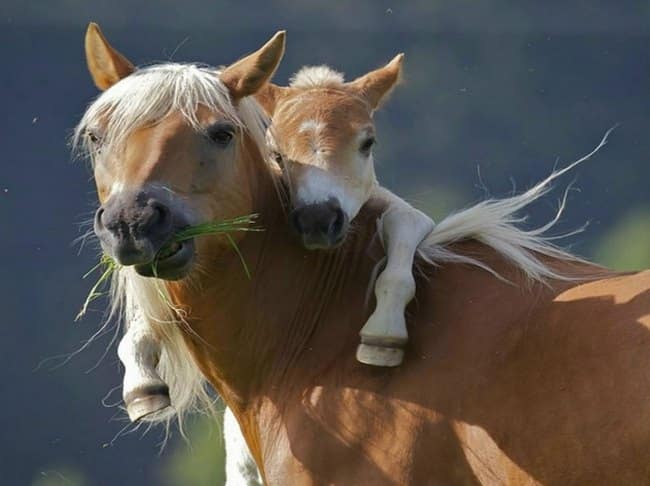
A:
[169,166,387,408]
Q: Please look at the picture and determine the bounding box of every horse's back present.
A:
[400,264,650,484]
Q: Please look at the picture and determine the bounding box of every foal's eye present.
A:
[359,136,376,155]
[207,123,235,147]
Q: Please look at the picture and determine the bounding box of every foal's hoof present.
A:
[124,385,172,422]
[356,343,404,367]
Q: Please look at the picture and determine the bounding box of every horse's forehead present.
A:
[149,106,224,131]
[128,113,195,149]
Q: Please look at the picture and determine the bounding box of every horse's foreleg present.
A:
[117,314,171,422]
[357,204,434,367]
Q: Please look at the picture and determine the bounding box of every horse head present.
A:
[79,23,285,279]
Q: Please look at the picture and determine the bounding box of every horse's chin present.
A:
[134,239,195,280]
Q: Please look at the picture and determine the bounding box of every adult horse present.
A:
[77,25,650,484]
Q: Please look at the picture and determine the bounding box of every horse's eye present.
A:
[360,136,376,155]
[207,123,235,146]
[209,129,233,146]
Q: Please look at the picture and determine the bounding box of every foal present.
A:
[258,58,435,368]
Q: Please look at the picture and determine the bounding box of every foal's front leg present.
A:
[117,313,172,421]
[357,197,434,367]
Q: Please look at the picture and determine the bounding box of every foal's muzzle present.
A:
[94,186,194,279]
[290,199,349,250]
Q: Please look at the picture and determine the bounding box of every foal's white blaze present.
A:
[298,119,325,135]
[295,165,368,220]
[291,127,377,220]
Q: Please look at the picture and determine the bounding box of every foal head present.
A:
[258,55,403,249]
[77,23,284,279]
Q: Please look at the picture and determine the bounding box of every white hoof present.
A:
[124,384,172,422]
[356,343,404,367]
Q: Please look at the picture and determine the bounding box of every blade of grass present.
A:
[226,234,251,279]
[172,214,261,243]
[76,254,117,321]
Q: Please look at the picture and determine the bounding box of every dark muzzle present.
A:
[94,185,194,279]
[290,199,349,250]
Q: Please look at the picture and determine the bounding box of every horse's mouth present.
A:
[135,239,195,280]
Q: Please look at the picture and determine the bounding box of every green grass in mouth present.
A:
[76,214,261,321]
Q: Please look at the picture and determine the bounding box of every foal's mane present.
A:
[74,61,611,432]
[289,65,346,89]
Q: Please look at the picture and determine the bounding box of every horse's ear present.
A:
[348,53,404,110]
[85,22,135,91]
[221,31,286,101]
[255,83,292,115]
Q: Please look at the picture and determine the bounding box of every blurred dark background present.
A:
[1,1,649,484]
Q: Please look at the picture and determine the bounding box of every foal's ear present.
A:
[221,31,286,101]
[255,83,292,115]
[348,53,404,110]
[85,22,135,91]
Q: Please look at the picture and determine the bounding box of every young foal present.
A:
[258,59,434,368]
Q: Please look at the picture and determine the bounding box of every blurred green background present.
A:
[0,1,648,484]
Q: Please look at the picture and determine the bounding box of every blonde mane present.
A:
[75,62,611,432]
[74,63,268,160]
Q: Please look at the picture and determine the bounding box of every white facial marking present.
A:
[299,120,325,134]
[296,167,362,220]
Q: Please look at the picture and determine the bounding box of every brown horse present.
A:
[77,26,650,485]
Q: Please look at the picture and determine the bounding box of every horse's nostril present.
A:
[150,203,166,225]
[143,200,172,234]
